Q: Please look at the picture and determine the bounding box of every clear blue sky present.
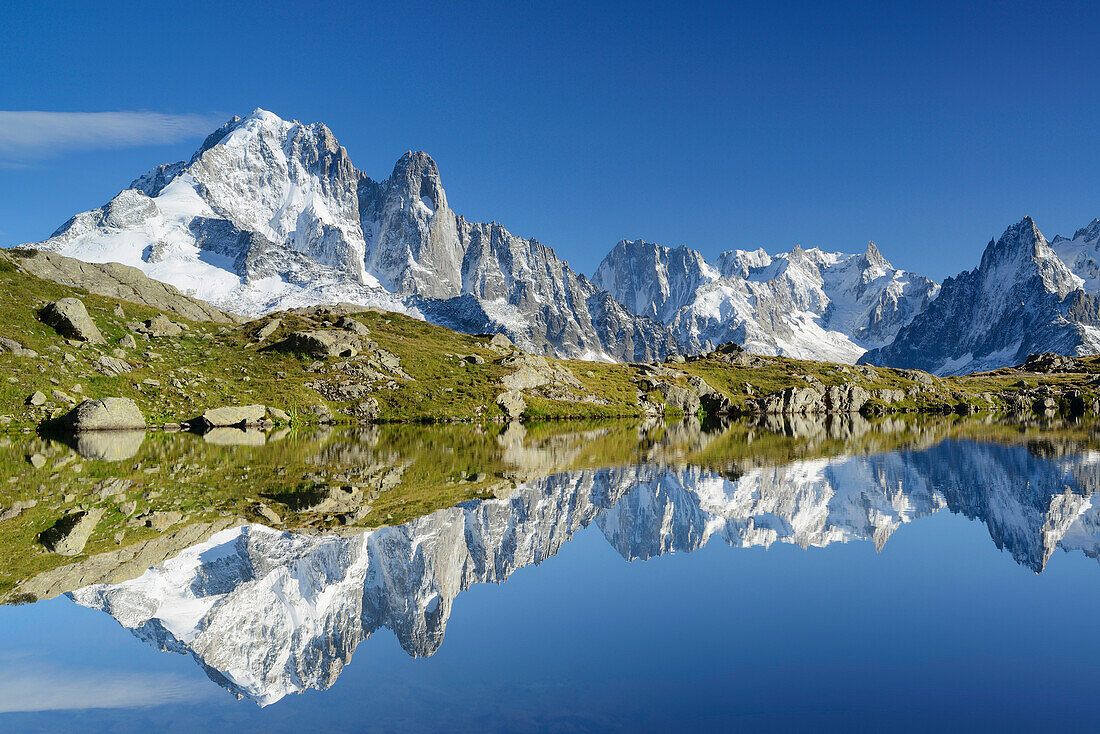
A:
[2,0,1099,281]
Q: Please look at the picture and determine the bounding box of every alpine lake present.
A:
[2,414,1100,732]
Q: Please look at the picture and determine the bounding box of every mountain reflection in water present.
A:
[64,427,1100,706]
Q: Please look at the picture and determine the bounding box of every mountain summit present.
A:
[26,109,677,361]
[22,110,1100,372]
[860,216,1100,374]
[593,238,937,362]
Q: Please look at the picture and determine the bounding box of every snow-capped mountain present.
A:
[24,108,1100,371]
[860,216,1100,374]
[593,238,937,362]
[25,109,678,361]
[70,439,1100,705]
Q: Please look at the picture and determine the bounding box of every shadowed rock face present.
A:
[70,438,1100,706]
[861,217,1100,375]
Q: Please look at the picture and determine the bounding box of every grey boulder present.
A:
[200,404,267,428]
[40,508,105,555]
[279,330,361,358]
[62,397,146,431]
[40,298,105,344]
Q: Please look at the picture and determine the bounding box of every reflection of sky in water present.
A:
[3,512,1100,732]
[5,437,1100,731]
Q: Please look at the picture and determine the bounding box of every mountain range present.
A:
[19,109,1100,373]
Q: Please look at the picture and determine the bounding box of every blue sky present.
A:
[2,0,1099,281]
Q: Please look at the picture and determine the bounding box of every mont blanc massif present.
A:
[24,109,1100,374]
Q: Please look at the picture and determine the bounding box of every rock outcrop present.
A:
[279,330,362,359]
[2,248,238,323]
[755,384,870,414]
[1019,352,1083,374]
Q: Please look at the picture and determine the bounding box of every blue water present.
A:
[2,505,1099,733]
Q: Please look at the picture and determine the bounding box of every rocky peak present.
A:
[862,240,889,270]
[387,151,448,214]
[980,216,1046,269]
[1072,218,1100,243]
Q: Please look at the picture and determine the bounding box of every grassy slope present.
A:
[5,249,1100,429]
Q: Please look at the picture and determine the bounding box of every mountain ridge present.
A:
[24,109,678,362]
[17,108,1100,372]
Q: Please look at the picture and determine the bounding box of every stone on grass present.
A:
[267,407,291,423]
[94,355,133,376]
[40,298,105,344]
[40,508,104,555]
[62,397,146,431]
[26,391,46,406]
[200,404,267,428]
[255,318,282,341]
[280,330,361,359]
[336,316,371,336]
[0,337,37,357]
[141,314,184,337]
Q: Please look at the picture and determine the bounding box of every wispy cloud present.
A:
[0,665,216,712]
[0,110,224,158]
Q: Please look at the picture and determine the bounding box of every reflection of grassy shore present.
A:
[4,415,1100,603]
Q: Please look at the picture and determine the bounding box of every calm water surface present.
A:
[1,417,1099,732]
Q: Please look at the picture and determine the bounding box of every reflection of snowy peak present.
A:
[28,109,677,361]
[593,238,937,362]
[71,440,1100,706]
[861,217,1100,374]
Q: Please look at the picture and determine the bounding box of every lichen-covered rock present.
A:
[758,387,825,414]
[823,385,871,413]
[138,314,183,337]
[62,397,146,431]
[40,509,105,555]
[280,330,361,358]
[0,337,37,357]
[336,316,370,336]
[657,383,700,415]
[267,407,291,423]
[94,355,133,376]
[40,297,105,344]
[254,318,282,341]
[497,391,526,420]
[200,404,267,427]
